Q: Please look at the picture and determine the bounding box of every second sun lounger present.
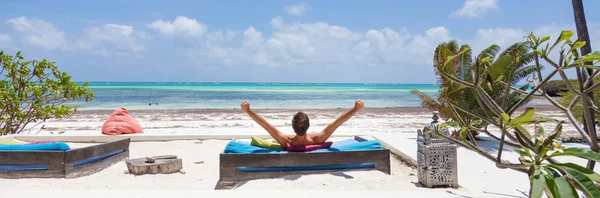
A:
[0,138,130,179]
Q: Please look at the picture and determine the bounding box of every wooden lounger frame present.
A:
[217,136,390,189]
[0,138,130,179]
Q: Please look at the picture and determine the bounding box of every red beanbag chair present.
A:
[102,108,143,135]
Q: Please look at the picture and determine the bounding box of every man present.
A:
[240,99,365,147]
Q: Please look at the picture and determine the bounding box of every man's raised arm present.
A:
[314,100,364,143]
[240,101,290,146]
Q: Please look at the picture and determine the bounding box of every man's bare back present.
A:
[241,100,365,147]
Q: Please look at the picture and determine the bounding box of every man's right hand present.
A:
[241,100,251,113]
[354,99,364,111]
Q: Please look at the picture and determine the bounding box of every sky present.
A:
[0,0,598,84]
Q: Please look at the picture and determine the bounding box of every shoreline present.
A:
[27,105,578,140]
[73,105,561,115]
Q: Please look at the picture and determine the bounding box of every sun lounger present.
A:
[0,138,130,179]
[217,136,390,189]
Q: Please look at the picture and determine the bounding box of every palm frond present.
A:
[516,52,536,68]
[410,89,454,119]
[511,65,539,85]
[476,44,501,63]
[446,40,460,54]
[410,90,442,108]
[458,45,473,80]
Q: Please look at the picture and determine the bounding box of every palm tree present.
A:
[411,41,536,139]
[572,0,598,170]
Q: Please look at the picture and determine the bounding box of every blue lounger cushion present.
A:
[224,139,383,154]
[236,163,376,172]
[0,142,70,151]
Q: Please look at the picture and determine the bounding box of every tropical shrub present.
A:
[411,40,536,139]
[0,51,95,135]
[423,31,600,197]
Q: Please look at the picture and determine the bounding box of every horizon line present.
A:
[76,81,441,85]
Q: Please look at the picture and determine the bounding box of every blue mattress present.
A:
[224,138,383,154]
[0,142,70,151]
[0,164,48,171]
[236,163,375,172]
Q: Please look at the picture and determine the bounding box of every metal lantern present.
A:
[417,111,459,188]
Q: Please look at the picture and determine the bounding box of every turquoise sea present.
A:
[69,82,441,110]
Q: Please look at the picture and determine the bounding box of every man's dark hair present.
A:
[292,111,310,136]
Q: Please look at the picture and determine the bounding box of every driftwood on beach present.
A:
[0,138,130,179]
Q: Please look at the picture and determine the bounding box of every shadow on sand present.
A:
[214,171,357,190]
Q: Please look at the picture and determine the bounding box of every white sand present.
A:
[0,139,468,196]
[21,107,586,140]
[2,107,591,197]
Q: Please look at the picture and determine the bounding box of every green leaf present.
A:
[515,132,531,149]
[566,64,598,70]
[501,113,510,124]
[534,49,544,56]
[550,31,574,52]
[514,148,533,158]
[557,163,600,182]
[460,126,467,140]
[446,121,460,127]
[530,168,546,198]
[544,175,559,198]
[539,36,551,44]
[530,34,539,44]
[516,125,532,141]
[553,164,600,198]
[536,116,559,123]
[550,147,600,162]
[480,56,494,63]
[544,166,562,179]
[576,51,600,64]
[511,107,536,126]
[571,41,586,50]
[541,125,562,152]
[538,125,545,137]
[554,176,579,198]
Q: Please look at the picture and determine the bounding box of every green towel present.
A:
[250,136,284,150]
[0,139,25,144]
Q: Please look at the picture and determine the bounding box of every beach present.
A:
[0,139,432,191]
[27,105,587,141]
[1,105,596,198]
[0,82,594,198]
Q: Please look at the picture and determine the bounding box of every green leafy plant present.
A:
[0,51,95,135]
[422,30,600,197]
[506,109,600,197]
[411,40,536,140]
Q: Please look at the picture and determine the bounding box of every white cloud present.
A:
[190,17,452,68]
[76,24,145,56]
[189,17,598,74]
[206,29,237,44]
[469,28,527,53]
[466,25,600,82]
[147,16,207,37]
[285,3,308,16]
[225,30,236,41]
[6,17,68,50]
[451,0,498,18]
[468,25,579,54]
